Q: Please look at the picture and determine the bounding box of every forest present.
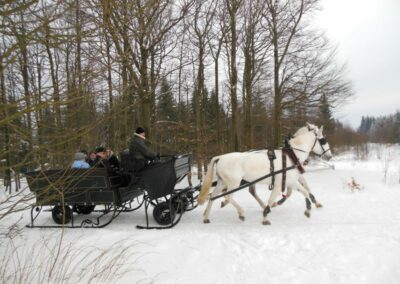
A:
[1,3,400,282]
[2,0,390,184]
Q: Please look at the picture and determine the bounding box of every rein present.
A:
[210,143,308,201]
[210,165,296,201]
[209,126,331,202]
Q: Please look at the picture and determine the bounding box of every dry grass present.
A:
[0,183,141,284]
[0,234,137,283]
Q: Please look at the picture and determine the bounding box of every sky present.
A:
[316,0,400,128]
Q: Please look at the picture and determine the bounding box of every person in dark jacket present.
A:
[87,151,97,167]
[129,127,157,171]
[93,146,112,170]
[106,147,120,171]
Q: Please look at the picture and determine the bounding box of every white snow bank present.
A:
[1,145,400,283]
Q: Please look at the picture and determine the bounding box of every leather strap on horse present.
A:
[281,149,287,193]
[283,147,305,174]
[267,150,276,191]
[210,165,296,201]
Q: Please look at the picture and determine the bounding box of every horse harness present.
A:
[274,130,329,203]
[267,140,305,192]
[210,130,329,201]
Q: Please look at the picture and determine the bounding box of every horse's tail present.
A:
[198,156,219,205]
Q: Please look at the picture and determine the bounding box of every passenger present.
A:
[80,149,89,164]
[93,146,112,170]
[88,151,97,167]
[106,148,120,171]
[71,152,90,169]
[129,127,157,171]
[93,147,122,186]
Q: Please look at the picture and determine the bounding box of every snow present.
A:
[1,144,400,283]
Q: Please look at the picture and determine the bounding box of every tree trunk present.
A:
[17,16,34,164]
[226,0,241,151]
[0,52,12,191]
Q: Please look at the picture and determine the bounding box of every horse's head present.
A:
[307,123,333,160]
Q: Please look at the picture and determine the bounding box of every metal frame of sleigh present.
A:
[25,153,200,229]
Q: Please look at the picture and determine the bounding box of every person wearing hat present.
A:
[93,146,112,169]
[71,152,90,169]
[129,127,157,171]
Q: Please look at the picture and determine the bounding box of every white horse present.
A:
[198,123,332,225]
[242,125,330,210]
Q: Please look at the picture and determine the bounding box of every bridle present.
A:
[290,127,331,159]
[312,135,331,158]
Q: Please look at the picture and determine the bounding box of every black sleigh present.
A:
[26,153,200,229]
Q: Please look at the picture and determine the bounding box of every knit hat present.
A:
[135,127,145,134]
[74,152,86,160]
[95,146,106,153]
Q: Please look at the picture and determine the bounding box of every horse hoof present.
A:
[203,219,210,224]
[220,201,226,208]
[239,216,245,221]
[304,211,311,218]
[316,203,323,208]
[262,220,271,225]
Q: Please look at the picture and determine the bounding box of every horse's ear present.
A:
[306,122,312,129]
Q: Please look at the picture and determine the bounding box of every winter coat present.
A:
[129,133,156,161]
[108,154,120,171]
[129,133,157,171]
[93,155,112,171]
[71,160,90,169]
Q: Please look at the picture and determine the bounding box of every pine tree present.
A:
[156,78,178,122]
[319,95,335,136]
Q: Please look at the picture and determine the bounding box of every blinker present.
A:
[318,138,327,145]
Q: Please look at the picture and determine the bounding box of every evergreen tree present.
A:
[156,78,178,122]
[395,111,400,143]
[358,116,376,133]
[319,95,335,136]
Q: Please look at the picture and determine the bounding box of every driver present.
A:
[129,127,157,171]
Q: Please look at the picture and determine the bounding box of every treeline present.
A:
[326,112,400,150]
[1,0,352,179]
[358,112,400,143]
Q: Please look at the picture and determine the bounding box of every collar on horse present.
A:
[283,139,305,174]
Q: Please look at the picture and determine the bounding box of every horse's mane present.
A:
[290,124,318,147]
[293,123,318,137]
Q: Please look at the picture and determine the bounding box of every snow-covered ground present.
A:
[1,144,400,283]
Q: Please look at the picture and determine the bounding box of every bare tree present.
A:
[263,0,352,147]
[224,0,243,151]
[100,0,192,138]
[188,0,216,176]
[207,2,228,153]
[240,0,270,149]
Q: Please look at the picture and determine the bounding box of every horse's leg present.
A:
[222,184,267,210]
[298,175,322,208]
[220,189,229,208]
[292,180,313,218]
[203,181,224,223]
[262,185,281,225]
[225,193,245,221]
[275,186,293,206]
[249,184,266,209]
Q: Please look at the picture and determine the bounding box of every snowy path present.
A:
[1,153,400,283]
